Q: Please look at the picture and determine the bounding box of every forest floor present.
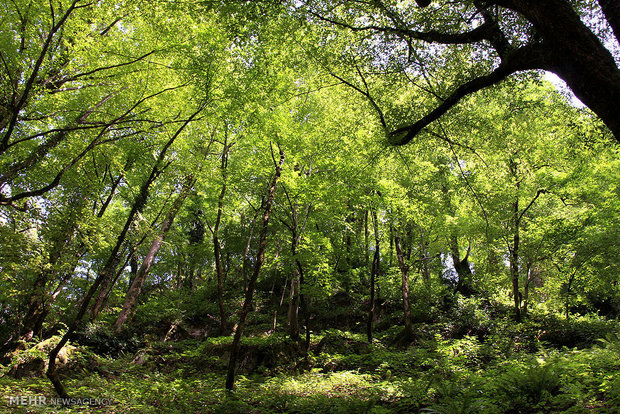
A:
[1,302,619,413]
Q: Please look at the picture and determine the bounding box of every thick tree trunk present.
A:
[451,236,474,296]
[597,0,620,44]
[21,215,79,341]
[21,274,50,341]
[499,0,620,140]
[225,145,284,391]
[385,0,620,143]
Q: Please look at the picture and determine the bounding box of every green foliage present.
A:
[0,0,618,412]
[494,359,562,413]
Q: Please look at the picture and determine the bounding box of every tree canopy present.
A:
[0,0,619,411]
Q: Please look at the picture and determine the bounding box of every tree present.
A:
[46,103,205,398]
[225,144,284,391]
[0,0,177,206]
[112,175,196,332]
[300,0,620,143]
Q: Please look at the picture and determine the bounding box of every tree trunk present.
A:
[90,246,133,319]
[272,276,288,332]
[214,138,230,335]
[451,236,474,296]
[364,209,369,268]
[46,106,202,398]
[419,227,431,284]
[21,273,51,341]
[522,261,532,316]
[113,176,193,332]
[395,230,413,339]
[225,145,284,391]
[502,0,620,140]
[366,209,380,343]
[287,267,300,340]
[298,257,311,352]
[510,198,521,321]
[241,212,258,293]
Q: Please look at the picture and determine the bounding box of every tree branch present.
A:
[598,0,620,44]
[309,10,495,45]
[517,189,546,224]
[388,43,547,145]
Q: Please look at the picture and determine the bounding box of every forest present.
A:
[0,0,619,412]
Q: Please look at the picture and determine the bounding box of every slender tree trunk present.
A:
[366,209,379,343]
[510,198,521,321]
[241,212,258,292]
[364,209,369,268]
[46,106,202,398]
[522,261,532,317]
[91,246,133,318]
[113,177,193,332]
[287,219,301,341]
[214,138,230,335]
[281,184,311,347]
[388,222,394,268]
[272,277,288,332]
[225,145,284,391]
[565,269,578,319]
[287,267,300,340]
[508,159,522,321]
[419,227,431,284]
[298,257,311,352]
[47,218,133,397]
[395,231,413,339]
[126,252,139,293]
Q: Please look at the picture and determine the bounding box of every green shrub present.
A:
[493,360,561,413]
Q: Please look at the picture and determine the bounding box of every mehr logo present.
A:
[8,395,47,405]
[8,395,113,406]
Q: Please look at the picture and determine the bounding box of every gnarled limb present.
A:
[311,0,620,142]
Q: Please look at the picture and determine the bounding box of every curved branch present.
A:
[310,11,494,45]
[328,69,387,129]
[388,44,547,145]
